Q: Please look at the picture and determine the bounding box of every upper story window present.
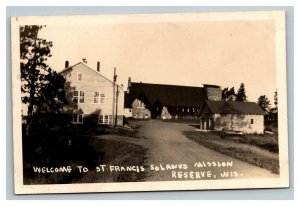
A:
[94,91,106,104]
[73,90,84,103]
[100,92,105,103]
[94,92,100,103]
[251,119,254,124]
[77,72,83,82]
[137,101,145,108]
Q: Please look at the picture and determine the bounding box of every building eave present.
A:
[58,62,124,89]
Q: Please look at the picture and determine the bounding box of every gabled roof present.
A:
[58,62,123,88]
[125,82,207,108]
[202,100,265,115]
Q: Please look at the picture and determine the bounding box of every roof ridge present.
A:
[131,82,203,88]
[206,100,258,104]
[204,100,264,115]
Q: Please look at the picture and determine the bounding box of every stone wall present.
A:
[161,106,172,119]
[213,114,264,134]
[131,99,151,119]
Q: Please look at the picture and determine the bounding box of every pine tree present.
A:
[222,87,229,100]
[222,87,236,101]
[257,95,271,113]
[20,25,68,135]
[228,87,236,101]
[236,83,247,102]
[274,90,278,111]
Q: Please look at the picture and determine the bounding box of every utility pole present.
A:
[115,85,119,127]
[112,67,117,127]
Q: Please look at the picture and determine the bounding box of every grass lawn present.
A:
[22,125,147,184]
[184,131,279,174]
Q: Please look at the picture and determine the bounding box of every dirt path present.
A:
[135,120,278,181]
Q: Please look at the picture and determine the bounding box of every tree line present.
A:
[222,83,278,117]
[222,83,247,102]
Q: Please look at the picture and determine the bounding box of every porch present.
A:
[199,117,214,130]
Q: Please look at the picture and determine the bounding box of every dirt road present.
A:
[134,120,278,181]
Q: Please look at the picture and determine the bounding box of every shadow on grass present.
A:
[22,125,147,184]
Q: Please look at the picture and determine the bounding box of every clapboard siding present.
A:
[60,62,124,125]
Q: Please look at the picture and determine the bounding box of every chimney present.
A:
[127,77,131,93]
[128,77,131,87]
[65,61,69,68]
[97,61,100,72]
[82,58,87,64]
[203,84,222,101]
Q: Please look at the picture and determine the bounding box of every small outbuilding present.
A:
[199,100,265,134]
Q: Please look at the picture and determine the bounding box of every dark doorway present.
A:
[151,100,163,119]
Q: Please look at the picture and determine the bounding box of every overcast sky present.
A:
[38,19,277,104]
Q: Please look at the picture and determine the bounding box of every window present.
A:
[94,92,100,103]
[72,91,78,103]
[73,90,84,103]
[137,101,144,108]
[94,91,105,103]
[77,73,83,81]
[100,92,105,103]
[187,108,190,112]
[79,91,84,103]
[73,114,83,124]
[182,108,185,112]
[94,91,99,103]
[251,119,254,124]
[99,115,109,124]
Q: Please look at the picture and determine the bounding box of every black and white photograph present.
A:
[11,11,289,194]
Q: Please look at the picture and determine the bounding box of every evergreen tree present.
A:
[222,87,236,101]
[236,83,247,102]
[20,25,68,134]
[222,87,229,100]
[274,90,278,111]
[268,89,278,121]
[228,87,236,101]
[257,95,271,113]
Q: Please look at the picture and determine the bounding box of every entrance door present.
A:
[205,119,209,130]
[209,118,214,130]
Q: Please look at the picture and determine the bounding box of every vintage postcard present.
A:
[11,11,289,194]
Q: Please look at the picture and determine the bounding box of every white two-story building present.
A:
[59,61,124,126]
